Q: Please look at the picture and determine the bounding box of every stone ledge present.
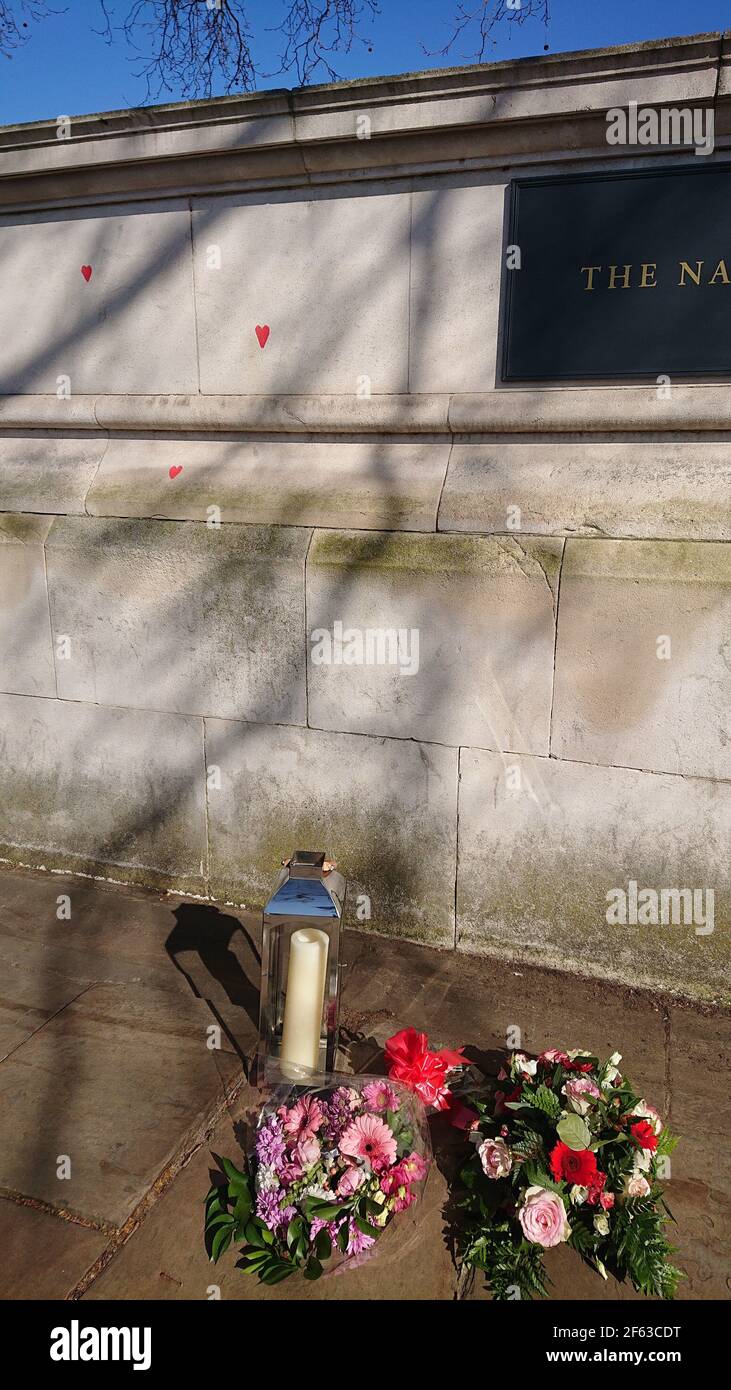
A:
[0,34,724,207]
[5,387,731,435]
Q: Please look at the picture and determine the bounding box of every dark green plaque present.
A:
[502,164,731,380]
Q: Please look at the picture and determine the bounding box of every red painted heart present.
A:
[255,324,270,348]
[81,265,93,282]
[169,465,183,479]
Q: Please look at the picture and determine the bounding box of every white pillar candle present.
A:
[280,927,329,1074]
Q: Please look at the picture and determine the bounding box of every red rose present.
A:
[630,1120,659,1152]
[549,1140,598,1186]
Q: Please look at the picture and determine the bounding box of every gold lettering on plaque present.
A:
[580,266,601,290]
[678,260,703,286]
[639,263,658,288]
[608,264,632,289]
[708,259,730,284]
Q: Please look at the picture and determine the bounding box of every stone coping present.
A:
[0,33,728,207]
[4,387,731,434]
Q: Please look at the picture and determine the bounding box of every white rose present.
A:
[479,1137,513,1180]
[625,1174,651,1198]
[513,1052,538,1078]
[593,1213,610,1236]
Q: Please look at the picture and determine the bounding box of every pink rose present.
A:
[518,1186,570,1248]
[294,1134,321,1168]
[562,1076,602,1115]
[479,1137,512,1180]
[539,1048,571,1067]
[337,1164,365,1198]
[625,1174,651,1198]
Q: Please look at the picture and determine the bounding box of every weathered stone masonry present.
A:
[0,33,728,1000]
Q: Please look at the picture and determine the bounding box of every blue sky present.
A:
[1,0,729,126]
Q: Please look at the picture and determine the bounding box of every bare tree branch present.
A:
[268,1,379,86]
[428,0,550,63]
[94,1,257,101]
[1,0,550,102]
[0,0,60,59]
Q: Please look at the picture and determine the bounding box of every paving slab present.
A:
[340,931,668,1106]
[0,1198,108,1300]
[0,978,241,1228]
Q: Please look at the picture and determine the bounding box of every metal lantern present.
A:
[258,851,345,1078]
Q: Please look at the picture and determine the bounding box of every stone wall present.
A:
[0,34,728,1001]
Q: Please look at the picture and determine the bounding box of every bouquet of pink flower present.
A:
[205,1075,430,1284]
[457,1048,681,1300]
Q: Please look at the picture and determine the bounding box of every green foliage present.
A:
[463,1225,551,1301]
[610,1198,684,1299]
[556,1112,591,1150]
[529,1083,562,1120]
[204,1154,299,1285]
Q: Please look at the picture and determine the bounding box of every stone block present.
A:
[409,180,504,392]
[0,434,104,513]
[457,749,730,1001]
[0,692,207,891]
[552,539,731,779]
[85,436,450,532]
[205,720,458,946]
[192,189,410,394]
[0,1199,107,1299]
[45,516,308,724]
[439,441,731,541]
[0,202,198,393]
[0,514,55,696]
[0,980,239,1226]
[306,530,561,751]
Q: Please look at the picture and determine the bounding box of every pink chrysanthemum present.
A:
[346,1219,376,1257]
[339,1113,397,1172]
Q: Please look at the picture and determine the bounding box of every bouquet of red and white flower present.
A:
[457,1047,681,1300]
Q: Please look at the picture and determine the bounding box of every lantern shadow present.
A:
[165,902,262,1071]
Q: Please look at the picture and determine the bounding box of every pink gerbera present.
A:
[279,1094,323,1142]
[362,1080,401,1113]
[339,1113,397,1171]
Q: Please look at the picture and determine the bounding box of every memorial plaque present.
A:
[502,164,731,380]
